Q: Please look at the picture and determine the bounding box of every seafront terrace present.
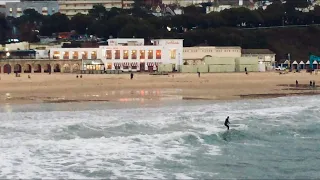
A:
[0,59,81,74]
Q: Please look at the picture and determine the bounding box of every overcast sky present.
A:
[0,0,20,5]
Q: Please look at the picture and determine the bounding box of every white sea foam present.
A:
[0,95,320,179]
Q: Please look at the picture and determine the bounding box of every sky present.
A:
[0,0,20,5]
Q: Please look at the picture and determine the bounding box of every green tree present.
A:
[88,4,107,20]
[70,13,93,34]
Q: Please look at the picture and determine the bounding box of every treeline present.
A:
[0,0,320,60]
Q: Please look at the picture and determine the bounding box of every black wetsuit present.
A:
[224,117,230,130]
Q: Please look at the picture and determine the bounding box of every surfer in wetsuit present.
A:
[224,116,230,130]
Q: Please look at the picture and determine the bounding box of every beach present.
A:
[0,72,319,104]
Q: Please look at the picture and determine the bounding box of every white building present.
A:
[58,0,133,17]
[49,38,183,72]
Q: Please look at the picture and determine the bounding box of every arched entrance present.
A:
[34,64,41,73]
[44,64,51,73]
[63,64,70,73]
[14,64,22,73]
[54,64,61,72]
[72,64,80,73]
[24,64,32,73]
[4,64,11,74]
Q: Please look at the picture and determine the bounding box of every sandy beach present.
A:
[0,72,319,104]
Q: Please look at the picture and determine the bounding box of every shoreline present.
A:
[0,72,319,105]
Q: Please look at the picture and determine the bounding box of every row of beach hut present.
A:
[281,60,319,69]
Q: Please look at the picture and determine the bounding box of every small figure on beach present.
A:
[296,80,298,87]
[80,75,82,78]
[313,81,316,87]
[310,81,312,87]
[245,67,248,75]
[28,75,30,79]
[197,72,200,78]
[224,116,230,130]
[76,75,78,78]
[130,72,134,80]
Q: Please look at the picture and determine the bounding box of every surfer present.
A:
[224,116,230,130]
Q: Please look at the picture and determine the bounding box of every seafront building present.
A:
[58,0,134,17]
[49,38,184,72]
[5,1,59,17]
[0,39,280,74]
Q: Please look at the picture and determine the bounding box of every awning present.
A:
[114,63,121,67]
[292,60,298,65]
[299,61,305,65]
[122,62,130,66]
[313,61,318,64]
[131,62,138,66]
[306,60,310,64]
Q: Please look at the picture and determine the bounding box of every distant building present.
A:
[241,49,276,70]
[162,0,213,7]
[49,38,184,72]
[5,1,59,17]
[57,0,134,17]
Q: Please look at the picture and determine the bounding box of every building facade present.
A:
[5,1,59,17]
[183,46,241,65]
[241,49,276,70]
[49,38,183,72]
[58,0,134,17]
[162,0,213,7]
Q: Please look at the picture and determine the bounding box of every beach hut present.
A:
[299,61,305,69]
[313,60,318,69]
[282,60,290,68]
[292,60,298,70]
[306,60,310,70]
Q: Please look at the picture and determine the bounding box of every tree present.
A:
[88,4,107,20]
[70,13,93,34]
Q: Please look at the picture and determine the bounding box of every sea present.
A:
[0,95,320,179]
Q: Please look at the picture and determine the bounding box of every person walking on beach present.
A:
[130,72,134,80]
[224,116,230,130]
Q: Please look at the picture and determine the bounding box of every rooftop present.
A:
[241,49,275,54]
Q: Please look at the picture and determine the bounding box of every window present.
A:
[140,50,145,59]
[82,51,88,59]
[9,8,13,12]
[107,63,112,69]
[148,50,153,59]
[131,50,137,59]
[156,50,161,59]
[53,51,60,59]
[106,50,112,59]
[17,8,22,12]
[63,51,69,59]
[91,51,97,59]
[72,51,78,59]
[123,50,129,59]
[52,8,55,13]
[115,50,120,59]
[170,49,176,59]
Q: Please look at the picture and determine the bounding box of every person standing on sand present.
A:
[224,116,230,130]
[245,67,248,75]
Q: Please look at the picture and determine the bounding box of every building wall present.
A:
[0,5,5,15]
[5,1,59,17]
[183,46,241,65]
[241,53,276,68]
[58,0,134,17]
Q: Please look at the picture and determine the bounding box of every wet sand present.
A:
[0,72,319,105]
